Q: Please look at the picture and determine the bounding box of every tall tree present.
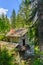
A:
[15,14,26,28]
[18,0,31,25]
[19,0,43,60]
[37,0,43,59]
[0,14,10,33]
[11,9,16,28]
[5,15,10,32]
[28,0,43,59]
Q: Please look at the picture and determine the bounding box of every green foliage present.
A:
[0,47,14,65]
[0,14,10,33]
[0,35,5,41]
[15,14,26,28]
[0,0,43,65]
[31,58,42,65]
[11,9,16,28]
[19,0,31,25]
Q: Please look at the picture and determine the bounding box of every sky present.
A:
[0,0,22,17]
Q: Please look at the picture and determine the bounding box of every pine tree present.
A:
[11,9,16,28]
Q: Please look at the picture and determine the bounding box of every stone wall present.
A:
[18,33,28,46]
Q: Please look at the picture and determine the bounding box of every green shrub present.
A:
[0,47,14,65]
[0,35,5,41]
[31,58,42,65]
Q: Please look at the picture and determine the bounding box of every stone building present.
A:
[6,28,28,46]
[6,28,34,59]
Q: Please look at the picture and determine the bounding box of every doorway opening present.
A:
[23,39,25,46]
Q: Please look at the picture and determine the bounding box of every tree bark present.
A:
[38,0,43,60]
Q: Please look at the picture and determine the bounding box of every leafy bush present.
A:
[0,47,14,65]
[31,58,42,65]
[0,35,5,41]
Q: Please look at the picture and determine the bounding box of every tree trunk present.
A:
[38,0,43,60]
[38,21,43,60]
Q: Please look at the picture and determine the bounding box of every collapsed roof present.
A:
[6,28,28,37]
